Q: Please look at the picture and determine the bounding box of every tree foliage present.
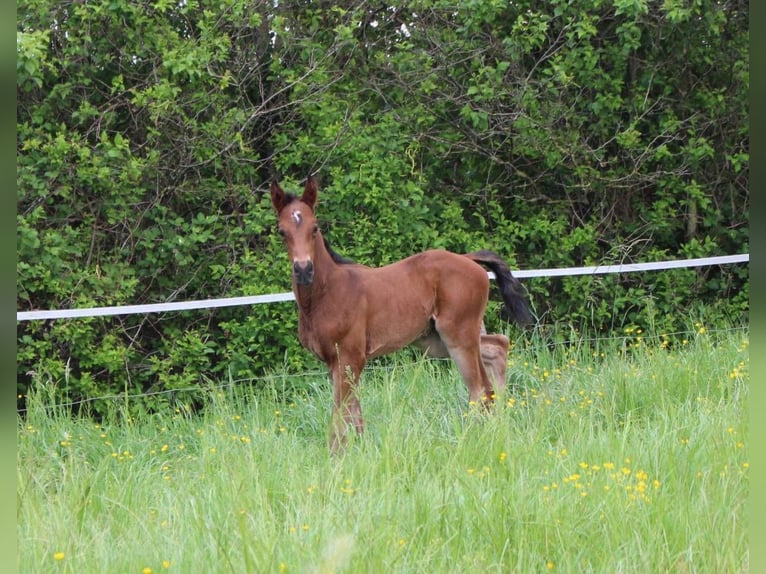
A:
[17,0,748,412]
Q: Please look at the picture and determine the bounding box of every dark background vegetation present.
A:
[17,0,748,413]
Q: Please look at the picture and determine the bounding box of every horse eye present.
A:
[312,224,319,236]
[277,228,286,238]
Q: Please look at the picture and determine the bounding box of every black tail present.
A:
[465,250,533,326]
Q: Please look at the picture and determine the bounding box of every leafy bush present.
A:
[17,0,748,415]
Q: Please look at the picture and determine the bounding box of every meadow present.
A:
[17,323,749,573]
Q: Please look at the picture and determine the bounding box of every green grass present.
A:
[18,325,749,573]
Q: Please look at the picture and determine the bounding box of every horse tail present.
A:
[464,250,533,326]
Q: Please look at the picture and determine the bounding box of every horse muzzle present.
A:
[293,260,315,285]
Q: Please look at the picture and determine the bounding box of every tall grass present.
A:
[17,325,749,573]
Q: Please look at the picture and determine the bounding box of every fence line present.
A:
[16,253,749,322]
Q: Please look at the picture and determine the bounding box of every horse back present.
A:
[349,250,489,356]
[359,249,488,299]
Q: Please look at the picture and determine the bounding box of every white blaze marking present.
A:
[291,210,302,226]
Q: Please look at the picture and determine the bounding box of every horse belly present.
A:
[363,286,435,358]
[366,328,427,358]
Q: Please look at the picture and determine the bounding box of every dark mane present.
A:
[323,236,356,265]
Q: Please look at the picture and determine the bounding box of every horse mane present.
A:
[323,236,356,265]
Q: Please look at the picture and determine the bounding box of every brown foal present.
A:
[271,177,531,452]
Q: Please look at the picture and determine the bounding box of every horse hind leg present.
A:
[454,346,495,406]
[433,319,494,405]
[415,321,450,358]
[417,327,507,393]
[480,333,509,393]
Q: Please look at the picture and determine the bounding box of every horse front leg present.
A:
[328,352,366,453]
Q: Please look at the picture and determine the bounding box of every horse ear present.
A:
[270,181,288,213]
[301,176,318,210]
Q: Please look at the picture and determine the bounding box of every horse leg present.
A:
[434,319,494,405]
[327,352,366,453]
[480,334,509,392]
[415,325,450,358]
[417,328,500,404]
[452,346,494,405]
[419,325,508,392]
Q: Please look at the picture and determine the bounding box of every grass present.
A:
[17,324,749,573]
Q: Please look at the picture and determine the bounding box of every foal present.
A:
[271,177,531,451]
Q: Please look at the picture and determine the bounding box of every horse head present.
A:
[270,177,320,286]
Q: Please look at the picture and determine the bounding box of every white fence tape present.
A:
[511,253,749,278]
[16,253,749,322]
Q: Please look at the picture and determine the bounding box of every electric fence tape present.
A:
[17,253,749,322]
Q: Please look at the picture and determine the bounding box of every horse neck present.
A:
[294,232,338,312]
